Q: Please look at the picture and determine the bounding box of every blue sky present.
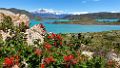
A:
[0,0,120,13]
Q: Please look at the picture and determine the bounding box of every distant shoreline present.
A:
[52,20,120,25]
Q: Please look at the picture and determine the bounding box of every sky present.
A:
[0,0,120,14]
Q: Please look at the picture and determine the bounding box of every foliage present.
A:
[0,15,13,31]
[0,31,116,68]
[0,16,119,68]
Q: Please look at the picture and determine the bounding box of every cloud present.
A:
[69,12,89,15]
[36,8,64,14]
[110,11,120,13]
[33,8,89,15]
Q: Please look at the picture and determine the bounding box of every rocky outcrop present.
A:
[106,51,120,66]
[25,24,46,46]
[81,51,94,59]
[0,24,46,46]
[0,10,29,27]
[0,10,46,46]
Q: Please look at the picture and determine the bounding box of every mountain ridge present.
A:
[64,12,120,20]
[0,8,33,19]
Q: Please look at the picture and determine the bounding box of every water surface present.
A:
[30,20,120,33]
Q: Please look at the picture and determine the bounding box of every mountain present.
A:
[56,12,120,25]
[31,9,69,19]
[64,12,120,20]
[32,9,120,20]
[0,8,32,19]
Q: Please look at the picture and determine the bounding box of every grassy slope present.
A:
[61,30,120,54]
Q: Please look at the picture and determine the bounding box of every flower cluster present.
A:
[3,56,19,67]
[46,33,62,47]
[44,56,55,64]
[40,23,46,33]
[40,63,45,68]
[64,54,77,65]
[40,56,55,68]
[34,48,42,56]
[44,42,52,50]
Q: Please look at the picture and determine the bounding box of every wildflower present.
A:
[71,59,77,64]
[40,23,44,28]
[40,63,45,68]
[44,57,55,64]
[44,43,52,50]
[52,33,56,38]
[10,57,14,61]
[47,35,52,39]
[56,35,62,40]
[4,57,14,66]
[54,42,57,46]
[64,54,78,65]
[64,56,70,62]
[60,41,62,45]
[64,54,74,62]
[34,49,42,56]
[69,54,74,59]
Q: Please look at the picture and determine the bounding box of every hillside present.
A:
[0,8,32,19]
[64,12,120,19]
[61,12,120,25]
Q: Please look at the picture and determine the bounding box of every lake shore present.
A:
[53,21,120,25]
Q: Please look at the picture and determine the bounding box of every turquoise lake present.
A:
[30,20,120,33]
[96,19,120,23]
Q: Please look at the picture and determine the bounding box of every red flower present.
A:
[64,54,74,62]
[56,35,62,40]
[47,36,52,39]
[64,56,70,62]
[52,33,56,38]
[44,57,55,64]
[4,56,20,67]
[68,54,74,59]
[40,24,45,28]
[71,59,77,64]
[60,41,62,45]
[54,42,57,46]
[40,63,45,68]
[10,57,14,61]
[64,54,77,64]
[4,57,14,66]
[34,49,42,56]
[44,43,52,50]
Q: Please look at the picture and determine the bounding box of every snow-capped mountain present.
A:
[31,9,69,19]
[33,8,64,14]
